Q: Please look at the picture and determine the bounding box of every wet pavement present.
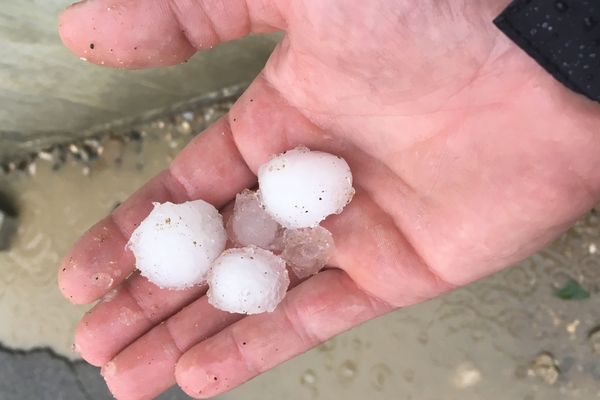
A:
[0,343,189,400]
[0,0,278,160]
[2,93,600,400]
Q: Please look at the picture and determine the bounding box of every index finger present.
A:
[59,117,255,304]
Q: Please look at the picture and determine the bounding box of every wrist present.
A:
[486,33,600,137]
[471,31,600,205]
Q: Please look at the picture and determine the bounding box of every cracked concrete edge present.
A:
[0,340,102,400]
[0,341,190,399]
[0,339,87,366]
[0,82,247,163]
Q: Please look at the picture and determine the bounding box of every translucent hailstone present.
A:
[282,226,334,278]
[127,200,226,290]
[207,247,289,314]
[258,146,354,229]
[226,189,283,251]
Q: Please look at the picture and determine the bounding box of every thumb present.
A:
[58,0,286,69]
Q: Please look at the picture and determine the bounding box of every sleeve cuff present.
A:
[494,0,600,102]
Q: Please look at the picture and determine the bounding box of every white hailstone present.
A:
[258,146,354,229]
[226,189,283,251]
[127,200,226,290]
[282,226,334,279]
[207,247,289,314]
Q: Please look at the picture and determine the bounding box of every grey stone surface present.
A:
[0,0,278,161]
[0,343,190,400]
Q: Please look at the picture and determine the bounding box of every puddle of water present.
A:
[2,101,600,399]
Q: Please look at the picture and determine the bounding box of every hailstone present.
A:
[226,189,283,251]
[282,226,334,279]
[127,200,226,290]
[258,146,354,228]
[207,247,289,314]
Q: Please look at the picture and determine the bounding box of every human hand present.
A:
[58,1,600,399]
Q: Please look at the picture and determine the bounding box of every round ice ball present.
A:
[127,200,226,290]
[207,247,289,314]
[258,146,354,228]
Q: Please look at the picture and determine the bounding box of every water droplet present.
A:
[530,28,538,36]
[452,362,482,388]
[555,1,568,12]
[370,363,392,391]
[337,360,358,383]
[515,365,529,379]
[301,369,317,386]
[585,16,598,31]
[351,337,362,351]
[417,331,429,345]
[403,369,415,383]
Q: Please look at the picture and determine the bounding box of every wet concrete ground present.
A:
[0,0,278,160]
[0,343,192,399]
[2,93,600,400]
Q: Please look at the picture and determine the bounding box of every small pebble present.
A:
[529,352,560,385]
[589,327,600,353]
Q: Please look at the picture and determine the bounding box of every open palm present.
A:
[58,1,600,399]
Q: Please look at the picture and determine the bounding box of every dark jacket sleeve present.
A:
[494,0,600,102]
